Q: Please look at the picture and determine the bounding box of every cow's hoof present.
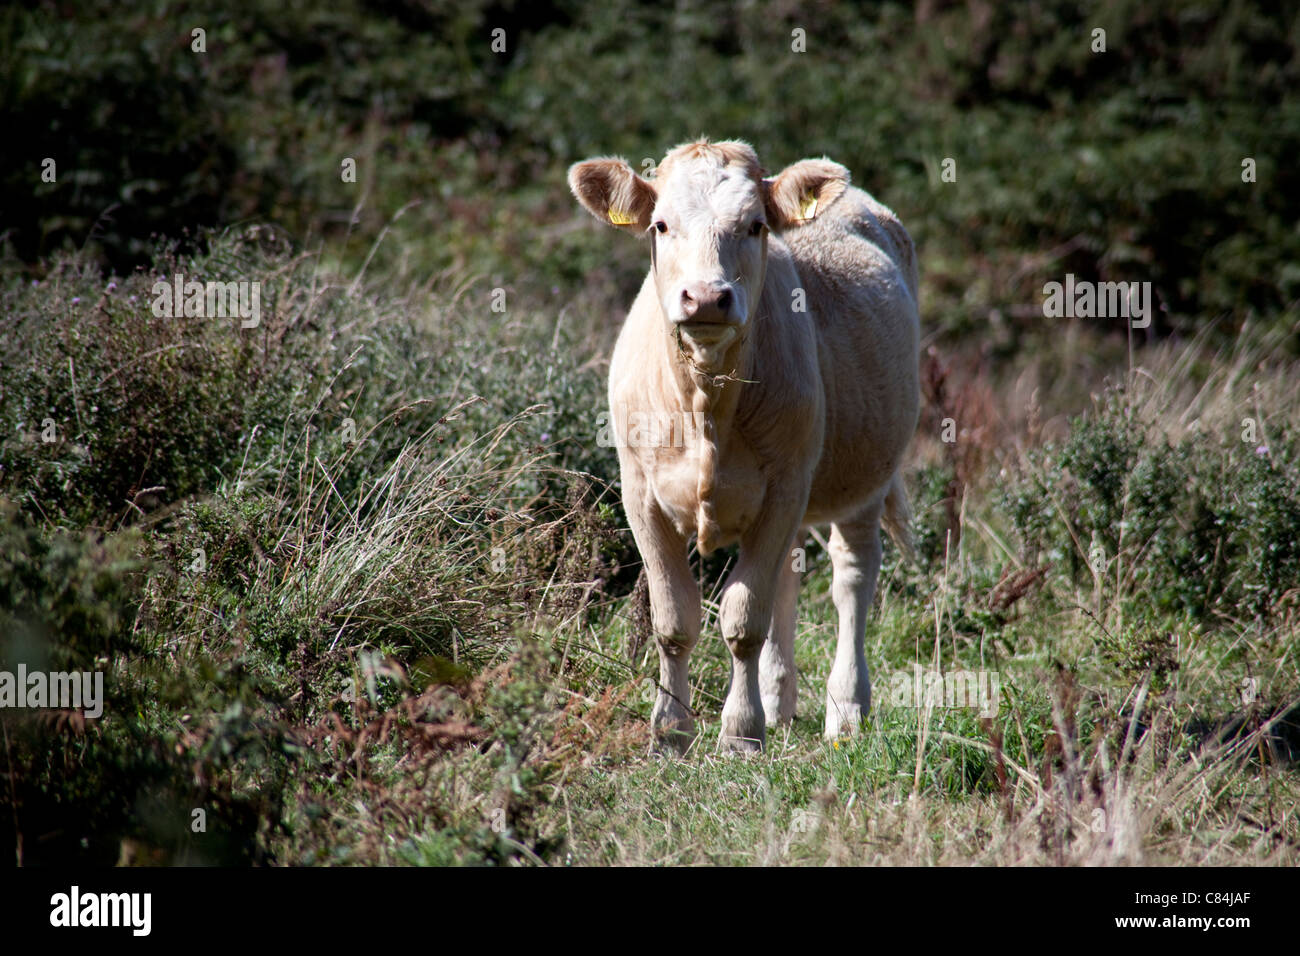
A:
[651,724,696,757]
[718,712,766,753]
[717,731,764,753]
[823,696,868,739]
[650,697,696,757]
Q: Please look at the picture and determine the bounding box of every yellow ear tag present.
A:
[607,207,636,225]
[799,191,818,220]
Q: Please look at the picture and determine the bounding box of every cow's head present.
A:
[569,140,849,370]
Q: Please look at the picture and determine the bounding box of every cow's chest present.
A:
[645,434,765,552]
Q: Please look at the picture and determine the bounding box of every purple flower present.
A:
[1256,445,1269,456]
[71,297,80,304]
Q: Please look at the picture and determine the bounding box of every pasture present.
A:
[1,0,1298,867]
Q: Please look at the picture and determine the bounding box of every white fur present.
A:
[570,140,919,753]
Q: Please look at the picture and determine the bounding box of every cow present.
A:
[569,139,919,754]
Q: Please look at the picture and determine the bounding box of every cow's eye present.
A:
[748,220,765,237]
[654,221,668,234]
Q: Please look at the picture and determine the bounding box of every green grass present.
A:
[5,229,1296,866]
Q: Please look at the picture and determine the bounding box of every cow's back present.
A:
[778,186,920,524]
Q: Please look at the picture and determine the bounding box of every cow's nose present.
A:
[680,282,733,323]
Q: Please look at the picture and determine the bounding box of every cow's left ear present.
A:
[762,159,850,231]
[568,157,658,233]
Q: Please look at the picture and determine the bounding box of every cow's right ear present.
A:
[568,158,657,233]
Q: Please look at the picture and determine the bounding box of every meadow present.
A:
[1,0,1297,865]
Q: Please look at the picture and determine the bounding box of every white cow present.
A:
[570,139,919,753]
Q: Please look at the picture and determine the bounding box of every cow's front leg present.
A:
[649,568,700,757]
[718,496,806,753]
[824,504,884,739]
[625,479,702,756]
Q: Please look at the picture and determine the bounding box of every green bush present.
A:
[0,504,289,864]
[1002,385,1300,620]
[0,230,638,864]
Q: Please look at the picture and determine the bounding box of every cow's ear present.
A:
[762,159,850,231]
[568,158,658,232]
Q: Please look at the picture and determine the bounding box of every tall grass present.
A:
[1,231,1296,867]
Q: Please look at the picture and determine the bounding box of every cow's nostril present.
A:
[716,289,732,313]
[681,289,698,317]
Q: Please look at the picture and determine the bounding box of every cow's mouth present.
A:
[673,321,740,372]
[681,321,733,335]
[676,322,737,348]
[675,320,741,341]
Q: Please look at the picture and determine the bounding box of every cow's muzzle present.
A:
[675,280,739,327]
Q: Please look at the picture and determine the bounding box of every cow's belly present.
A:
[803,463,894,525]
[802,368,917,524]
[802,427,907,524]
[647,443,766,551]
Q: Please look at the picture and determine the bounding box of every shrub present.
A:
[1002,381,1300,621]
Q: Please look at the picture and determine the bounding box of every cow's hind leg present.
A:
[824,503,884,739]
[759,533,802,726]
